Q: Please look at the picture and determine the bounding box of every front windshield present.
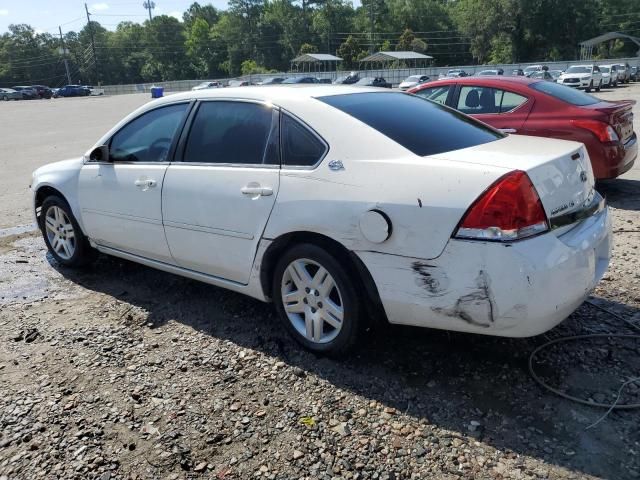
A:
[567,66,590,73]
[406,75,421,81]
[600,67,610,73]
[282,78,300,84]
[356,78,374,84]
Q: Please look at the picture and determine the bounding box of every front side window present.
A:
[183,101,275,165]
[109,103,188,162]
[414,86,450,105]
[281,114,327,167]
[319,92,503,157]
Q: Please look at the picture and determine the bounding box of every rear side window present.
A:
[457,86,527,114]
[319,92,503,156]
[529,81,599,106]
[183,101,275,165]
[281,114,327,167]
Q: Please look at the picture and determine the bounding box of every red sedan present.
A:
[408,76,636,179]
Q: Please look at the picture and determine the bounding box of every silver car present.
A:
[0,88,22,101]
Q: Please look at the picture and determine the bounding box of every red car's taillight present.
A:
[454,170,549,241]
[571,119,619,143]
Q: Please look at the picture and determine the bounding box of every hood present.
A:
[561,72,591,79]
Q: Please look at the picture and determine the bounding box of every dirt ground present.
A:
[1,86,640,480]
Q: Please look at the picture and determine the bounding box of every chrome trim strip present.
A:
[81,208,163,225]
[549,194,606,230]
[163,220,253,240]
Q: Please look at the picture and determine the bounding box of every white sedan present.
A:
[31,86,611,355]
[558,65,603,92]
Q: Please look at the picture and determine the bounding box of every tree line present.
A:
[0,0,638,87]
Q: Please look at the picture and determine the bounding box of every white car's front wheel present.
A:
[39,195,96,267]
[273,243,362,356]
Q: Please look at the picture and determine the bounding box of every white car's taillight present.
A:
[454,170,549,241]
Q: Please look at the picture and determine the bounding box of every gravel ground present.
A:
[1,86,640,480]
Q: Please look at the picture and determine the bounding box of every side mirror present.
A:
[89,145,109,162]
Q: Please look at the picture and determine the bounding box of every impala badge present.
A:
[328,160,344,171]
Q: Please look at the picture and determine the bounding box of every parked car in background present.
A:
[259,77,285,85]
[398,75,430,90]
[30,85,52,99]
[477,69,504,76]
[282,76,320,84]
[527,71,554,81]
[333,72,360,84]
[31,85,612,354]
[446,69,468,77]
[523,65,544,75]
[630,66,638,82]
[512,69,525,76]
[56,85,91,97]
[409,76,636,179]
[558,65,602,92]
[192,81,222,91]
[85,85,105,96]
[549,70,563,82]
[318,78,332,84]
[616,63,631,83]
[0,87,22,101]
[12,86,38,99]
[228,80,253,87]
[354,77,392,88]
[599,65,619,88]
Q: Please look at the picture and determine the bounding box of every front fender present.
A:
[32,157,85,232]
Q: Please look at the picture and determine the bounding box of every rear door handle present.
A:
[241,184,273,196]
[499,128,517,134]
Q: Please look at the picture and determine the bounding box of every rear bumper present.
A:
[591,132,637,179]
[356,206,612,337]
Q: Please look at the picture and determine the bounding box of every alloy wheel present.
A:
[44,205,76,260]
[280,258,344,344]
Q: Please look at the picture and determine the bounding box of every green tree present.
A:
[337,35,365,68]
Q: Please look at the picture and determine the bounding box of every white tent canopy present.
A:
[290,53,343,73]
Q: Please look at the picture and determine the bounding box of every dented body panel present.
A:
[356,206,611,336]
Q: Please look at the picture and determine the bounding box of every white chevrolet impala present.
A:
[31,86,611,354]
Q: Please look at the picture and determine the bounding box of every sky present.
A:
[0,0,232,35]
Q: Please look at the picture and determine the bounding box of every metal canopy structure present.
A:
[360,51,434,69]
[290,53,343,73]
[579,32,640,60]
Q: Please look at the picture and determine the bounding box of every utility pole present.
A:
[143,1,155,22]
[84,3,100,84]
[58,26,72,85]
[369,0,375,54]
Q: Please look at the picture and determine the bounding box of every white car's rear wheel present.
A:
[39,196,96,267]
[273,243,361,355]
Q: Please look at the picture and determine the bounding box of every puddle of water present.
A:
[0,224,38,238]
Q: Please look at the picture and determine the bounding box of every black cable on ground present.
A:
[528,300,640,428]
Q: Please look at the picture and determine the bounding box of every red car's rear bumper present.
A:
[590,133,637,179]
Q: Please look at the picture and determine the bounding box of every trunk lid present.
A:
[431,134,595,226]
[589,100,635,143]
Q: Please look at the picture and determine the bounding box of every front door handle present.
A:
[499,128,517,134]
[241,184,273,196]
[134,178,157,191]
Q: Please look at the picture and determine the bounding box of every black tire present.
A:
[596,82,601,92]
[272,243,362,356]
[585,81,593,92]
[2,95,7,101]
[39,195,97,268]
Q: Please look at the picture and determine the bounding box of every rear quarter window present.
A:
[318,92,503,156]
[530,81,600,106]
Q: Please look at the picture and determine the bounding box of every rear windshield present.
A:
[567,66,590,73]
[318,92,503,156]
[529,81,600,106]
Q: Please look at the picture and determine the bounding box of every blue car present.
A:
[56,85,90,97]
